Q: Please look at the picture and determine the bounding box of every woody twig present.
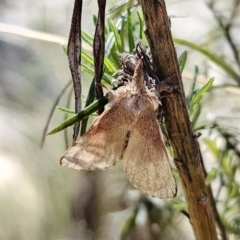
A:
[140,1,218,239]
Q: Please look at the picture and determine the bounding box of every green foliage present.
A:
[47,95,108,135]
[188,77,214,115]
[178,51,187,73]
[205,167,218,185]
[137,11,144,40]
[121,208,137,240]
[174,38,240,84]
[108,18,124,52]
[82,30,93,46]
[203,132,240,237]
[57,106,75,114]
[127,8,135,52]
[48,8,145,135]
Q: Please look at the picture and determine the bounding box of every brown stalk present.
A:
[67,0,82,142]
[93,0,106,114]
[140,1,218,239]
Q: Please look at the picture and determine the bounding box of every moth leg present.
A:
[112,70,133,87]
[153,74,179,93]
[193,132,202,139]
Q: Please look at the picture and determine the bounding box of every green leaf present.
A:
[108,18,124,52]
[205,167,218,185]
[216,125,240,134]
[119,18,126,51]
[104,56,117,73]
[121,208,138,240]
[81,49,94,66]
[62,45,67,54]
[105,18,124,58]
[174,38,240,84]
[188,77,214,115]
[108,0,135,19]
[57,106,75,114]
[191,103,201,128]
[81,30,93,46]
[137,11,144,40]
[203,138,219,159]
[221,215,240,235]
[81,63,112,85]
[178,51,187,73]
[105,32,116,57]
[85,78,96,107]
[81,63,94,75]
[82,49,116,74]
[167,198,187,211]
[229,182,240,198]
[80,78,96,135]
[93,15,97,26]
[127,8,134,52]
[47,96,108,135]
[63,86,74,148]
[187,66,199,106]
[41,80,72,147]
[221,150,232,176]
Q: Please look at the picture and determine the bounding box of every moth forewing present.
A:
[60,91,134,171]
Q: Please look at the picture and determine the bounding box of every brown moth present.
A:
[60,60,177,198]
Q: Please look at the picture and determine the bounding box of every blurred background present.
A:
[0,0,239,239]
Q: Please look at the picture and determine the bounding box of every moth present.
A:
[60,60,177,199]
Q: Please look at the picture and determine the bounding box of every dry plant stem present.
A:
[140,1,218,239]
[93,0,106,114]
[67,0,82,142]
[200,152,227,240]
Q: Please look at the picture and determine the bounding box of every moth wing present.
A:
[60,101,133,171]
[122,111,177,198]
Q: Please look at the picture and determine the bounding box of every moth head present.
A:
[121,53,138,75]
